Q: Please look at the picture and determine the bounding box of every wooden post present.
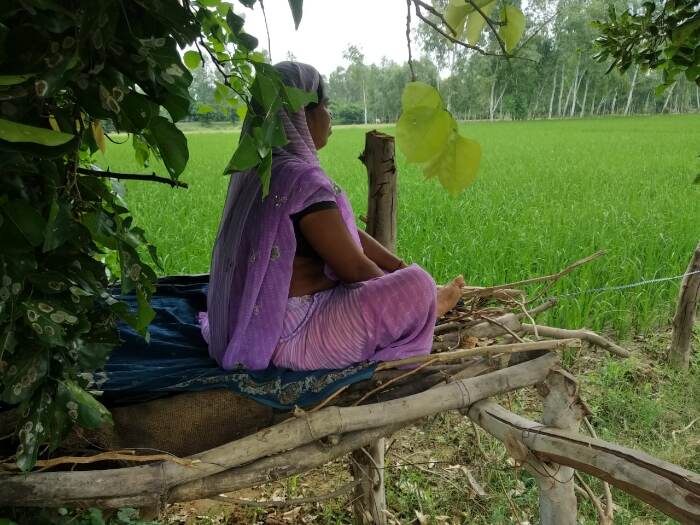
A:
[350,130,398,524]
[669,240,700,370]
[532,369,586,525]
[359,130,398,253]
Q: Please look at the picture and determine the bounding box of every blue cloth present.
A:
[93,275,376,410]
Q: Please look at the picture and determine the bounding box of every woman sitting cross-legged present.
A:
[199,61,464,371]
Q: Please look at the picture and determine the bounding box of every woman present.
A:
[200,61,463,371]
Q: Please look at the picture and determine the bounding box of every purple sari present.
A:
[202,62,436,371]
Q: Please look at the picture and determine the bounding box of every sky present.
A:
[242,0,422,77]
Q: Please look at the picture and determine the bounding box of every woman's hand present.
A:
[357,230,406,273]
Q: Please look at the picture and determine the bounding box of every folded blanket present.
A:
[89,274,376,410]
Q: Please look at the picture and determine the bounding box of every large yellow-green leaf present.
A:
[445,0,471,38]
[424,133,481,197]
[465,0,497,46]
[0,118,74,146]
[444,0,494,37]
[396,107,453,163]
[499,5,526,52]
[401,81,442,111]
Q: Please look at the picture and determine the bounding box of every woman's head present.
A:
[274,61,332,151]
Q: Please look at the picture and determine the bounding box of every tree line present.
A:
[300,0,699,124]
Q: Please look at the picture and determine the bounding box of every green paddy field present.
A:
[104,114,700,336]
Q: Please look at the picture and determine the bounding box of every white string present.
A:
[549,269,700,300]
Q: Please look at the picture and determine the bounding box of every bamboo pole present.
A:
[0,354,560,508]
[467,400,700,524]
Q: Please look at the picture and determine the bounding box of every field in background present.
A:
[104,114,700,336]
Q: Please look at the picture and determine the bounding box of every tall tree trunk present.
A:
[624,66,639,116]
[489,80,497,121]
[362,80,368,125]
[580,79,589,118]
[548,70,557,119]
[563,83,573,118]
[597,95,607,115]
[557,63,565,116]
[590,92,596,116]
[696,85,699,110]
[569,56,581,117]
[610,90,618,114]
[531,84,545,119]
[662,83,675,113]
[643,91,651,114]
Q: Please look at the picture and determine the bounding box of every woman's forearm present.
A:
[358,230,407,272]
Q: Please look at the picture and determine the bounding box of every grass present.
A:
[103,114,700,336]
[97,115,700,524]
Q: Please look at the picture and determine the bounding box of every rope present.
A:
[548,269,700,301]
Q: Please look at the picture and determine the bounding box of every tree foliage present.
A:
[594,0,700,93]
[0,0,309,472]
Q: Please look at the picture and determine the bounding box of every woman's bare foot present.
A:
[436,275,465,318]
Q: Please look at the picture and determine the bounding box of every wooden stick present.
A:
[479,315,525,342]
[309,385,350,413]
[583,417,614,523]
[521,324,629,358]
[215,480,361,508]
[1,450,193,471]
[377,339,580,370]
[353,359,437,406]
[472,251,605,295]
[467,400,700,524]
[0,355,560,508]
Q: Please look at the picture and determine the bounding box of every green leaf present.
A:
[401,81,442,111]
[396,107,453,163]
[227,10,245,33]
[61,380,112,428]
[445,0,471,37]
[465,1,497,46]
[424,132,481,197]
[239,0,256,7]
[2,200,46,247]
[284,85,317,112]
[2,351,48,404]
[0,118,74,146]
[43,196,74,252]
[161,92,192,122]
[121,92,159,131]
[237,32,258,50]
[197,104,215,114]
[499,5,526,53]
[693,173,700,184]
[226,133,260,173]
[258,151,273,197]
[288,0,303,29]
[149,116,189,177]
[0,74,33,85]
[183,50,202,70]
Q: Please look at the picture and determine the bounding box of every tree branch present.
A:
[406,0,417,81]
[259,0,272,62]
[77,167,188,189]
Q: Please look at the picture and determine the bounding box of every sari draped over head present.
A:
[206,61,361,370]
